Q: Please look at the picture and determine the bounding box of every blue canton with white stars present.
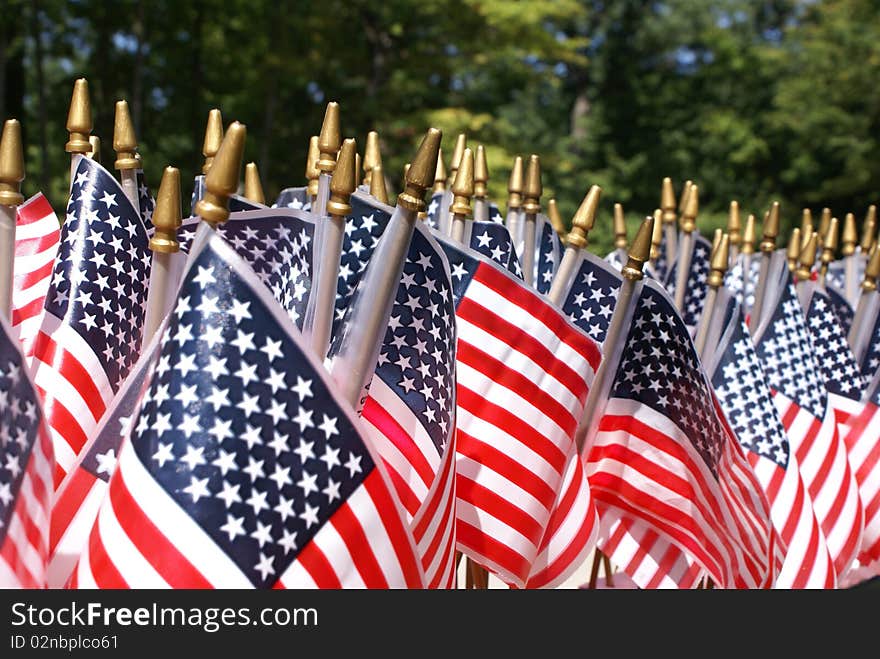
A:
[611,282,725,478]
[754,275,827,420]
[425,192,445,229]
[136,170,155,232]
[374,227,457,454]
[469,221,522,279]
[806,289,866,400]
[561,251,622,345]
[131,237,374,587]
[723,253,762,313]
[711,295,790,469]
[273,187,312,212]
[826,260,846,293]
[535,217,560,295]
[825,284,854,338]
[0,328,45,542]
[663,233,711,332]
[47,157,151,390]
[488,202,503,224]
[859,306,880,380]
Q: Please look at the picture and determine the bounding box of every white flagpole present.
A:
[0,120,25,321]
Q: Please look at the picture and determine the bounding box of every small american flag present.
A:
[351,223,459,588]
[534,214,561,295]
[70,231,425,588]
[586,278,779,588]
[439,236,599,589]
[0,314,55,588]
[11,193,60,360]
[754,258,864,580]
[709,289,836,587]
[273,187,312,211]
[468,220,522,278]
[560,250,623,346]
[826,283,855,338]
[663,233,712,333]
[29,156,151,488]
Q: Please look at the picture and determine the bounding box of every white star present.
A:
[212,449,239,476]
[253,552,276,580]
[175,383,199,407]
[95,449,117,475]
[250,521,274,549]
[229,299,252,323]
[318,414,339,439]
[260,336,284,362]
[177,414,202,438]
[279,529,298,554]
[182,476,210,502]
[322,478,341,503]
[180,444,206,470]
[100,191,118,209]
[193,266,216,287]
[219,514,246,541]
[300,502,320,528]
[344,452,363,477]
[297,470,319,497]
[294,438,315,463]
[292,377,313,401]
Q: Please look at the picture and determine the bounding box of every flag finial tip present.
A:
[742,213,757,254]
[150,166,182,253]
[507,156,524,209]
[369,163,389,205]
[474,145,489,198]
[113,100,139,170]
[680,183,698,233]
[244,162,266,205]
[0,119,25,206]
[397,127,442,212]
[547,198,566,237]
[450,147,475,217]
[727,200,741,245]
[327,138,357,217]
[196,121,246,226]
[614,202,628,249]
[661,177,677,224]
[760,201,780,252]
[842,212,858,255]
[622,216,654,280]
[522,154,542,215]
[65,78,92,154]
[567,185,602,249]
[202,109,224,174]
[305,135,320,196]
[708,233,730,287]
[449,133,467,181]
[317,102,341,174]
[363,130,382,186]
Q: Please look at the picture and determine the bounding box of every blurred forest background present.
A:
[1,0,879,254]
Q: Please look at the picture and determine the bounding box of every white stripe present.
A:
[48,479,108,589]
[13,276,51,310]
[362,420,429,517]
[599,516,696,589]
[277,557,318,588]
[116,444,253,587]
[15,215,59,241]
[15,244,57,272]
[307,510,367,588]
[455,453,549,527]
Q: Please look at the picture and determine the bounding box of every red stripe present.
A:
[457,298,590,402]
[472,262,601,370]
[12,295,47,328]
[1,533,39,588]
[383,464,421,518]
[457,340,578,436]
[85,522,128,589]
[644,541,686,588]
[14,257,53,291]
[362,396,435,490]
[456,518,531,583]
[456,473,544,546]
[417,459,456,584]
[537,457,585,553]
[412,437,455,542]
[32,331,108,422]
[846,405,880,489]
[17,194,55,224]
[457,385,567,474]
[363,471,424,588]
[329,500,389,588]
[34,385,90,485]
[50,467,99,554]
[110,464,212,588]
[296,539,343,588]
[15,234,58,260]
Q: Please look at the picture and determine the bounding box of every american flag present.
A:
[585,278,779,588]
[177,209,315,331]
[11,193,60,360]
[839,367,880,579]
[754,258,864,579]
[468,220,522,278]
[534,214,561,296]
[826,283,854,338]
[438,236,599,589]
[663,233,711,333]
[709,289,836,587]
[860,307,880,380]
[29,156,151,488]
[273,187,312,211]
[723,253,760,314]
[0,315,54,588]
[348,223,459,588]
[560,250,622,346]
[70,232,425,588]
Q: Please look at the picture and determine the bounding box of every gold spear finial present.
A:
[547,198,566,238]
[202,108,224,174]
[796,231,818,281]
[787,227,802,272]
[800,208,813,237]
[679,184,699,233]
[448,133,467,183]
[861,205,877,252]
[678,180,693,215]
[369,163,389,205]
[711,227,723,255]
[842,212,858,256]
[317,101,341,174]
[450,147,474,217]
[305,135,320,197]
[742,213,757,255]
[622,215,655,281]
[613,202,628,249]
[87,135,101,163]
[818,207,832,247]
[474,145,489,199]
[149,166,182,253]
[522,154,542,215]
[113,100,139,170]
[0,119,25,206]
[708,232,731,288]
[507,156,523,210]
[354,151,361,188]
[727,201,741,247]
[65,78,92,154]
[327,138,357,218]
[397,127,442,213]
[195,121,246,227]
[661,177,677,226]
[363,130,381,187]
[863,243,880,292]
[820,216,839,276]
[403,162,411,181]
[433,147,447,194]
[760,201,780,253]
[650,208,663,259]
[565,185,602,250]
[244,162,266,205]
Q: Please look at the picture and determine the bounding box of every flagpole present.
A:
[848,245,880,362]
[449,148,474,245]
[613,202,628,264]
[520,155,542,287]
[472,145,489,223]
[695,233,730,358]
[143,166,182,346]
[303,138,357,362]
[817,216,839,289]
[673,184,698,312]
[64,78,92,196]
[0,119,25,321]
[328,128,441,410]
[842,212,859,302]
[795,231,819,310]
[574,215,654,455]
[112,100,140,211]
[748,201,780,334]
[660,177,678,265]
[313,102,341,220]
[546,186,602,304]
[305,135,320,206]
[505,155,523,248]
[727,201,741,264]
